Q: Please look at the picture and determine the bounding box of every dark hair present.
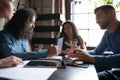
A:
[60,20,79,40]
[94,5,115,14]
[4,8,37,39]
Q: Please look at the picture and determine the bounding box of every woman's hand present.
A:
[62,40,79,55]
[0,56,23,68]
[48,45,60,57]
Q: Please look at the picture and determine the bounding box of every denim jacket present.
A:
[0,29,48,60]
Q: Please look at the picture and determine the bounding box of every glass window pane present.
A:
[88,30,105,47]
[71,14,89,29]
[78,30,89,46]
[71,0,93,14]
[116,11,120,21]
[88,13,100,29]
[78,30,105,47]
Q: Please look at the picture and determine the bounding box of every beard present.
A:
[99,21,109,29]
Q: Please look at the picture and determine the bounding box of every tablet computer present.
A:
[24,60,61,68]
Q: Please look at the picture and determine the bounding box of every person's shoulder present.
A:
[103,30,108,34]
[102,30,109,38]
[1,29,11,35]
[0,29,13,40]
[0,29,6,35]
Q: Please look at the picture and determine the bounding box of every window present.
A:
[70,0,120,47]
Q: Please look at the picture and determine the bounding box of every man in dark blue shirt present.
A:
[68,5,120,80]
[89,24,120,55]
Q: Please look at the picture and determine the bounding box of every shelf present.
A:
[32,13,65,45]
[36,13,65,21]
[32,38,57,44]
[34,26,61,32]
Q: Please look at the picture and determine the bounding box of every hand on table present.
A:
[0,56,23,68]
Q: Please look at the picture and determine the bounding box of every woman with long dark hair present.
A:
[59,20,86,54]
[0,8,58,60]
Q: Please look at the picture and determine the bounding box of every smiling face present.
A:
[24,16,36,34]
[63,23,73,37]
[95,9,111,29]
[0,0,16,20]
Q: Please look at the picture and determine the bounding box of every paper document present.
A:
[57,37,64,53]
[0,61,57,80]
